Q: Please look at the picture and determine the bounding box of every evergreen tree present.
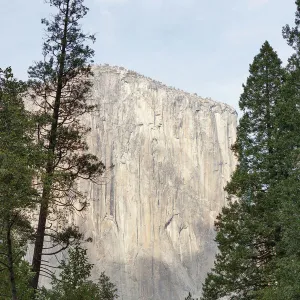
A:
[38,246,118,300]
[256,1,300,298]
[97,272,119,300]
[201,42,285,299]
[0,67,39,299]
[27,0,105,290]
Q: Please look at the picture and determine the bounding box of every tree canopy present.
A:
[201,2,300,299]
[27,0,105,290]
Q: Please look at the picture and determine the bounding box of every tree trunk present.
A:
[30,187,51,290]
[7,221,18,300]
[30,0,70,290]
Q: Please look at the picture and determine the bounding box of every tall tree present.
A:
[0,67,39,299]
[201,42,285,299]
[27,0,105,290]
[255,1,300,298]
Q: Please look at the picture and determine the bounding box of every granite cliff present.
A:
[71,65,237,299]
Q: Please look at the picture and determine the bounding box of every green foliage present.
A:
[201,42,286,300]
[255,2,300,298]
[0,67,39,215]
[27,0,105,289]
[0,67,39,299]
[201,2,300,298]
[97,272,119,300]
[0,258,34,300]
[39,246,118,300]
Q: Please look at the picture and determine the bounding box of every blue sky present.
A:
[0,0,296,114]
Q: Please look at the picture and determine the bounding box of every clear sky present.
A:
[0,0,296,115]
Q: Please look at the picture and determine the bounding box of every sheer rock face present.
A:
[75,65,237,300]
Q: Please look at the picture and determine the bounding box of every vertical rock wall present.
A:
[75,65,237,300]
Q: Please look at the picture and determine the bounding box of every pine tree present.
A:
[201,42,285,299]
[0,67,39,299]
[255,1,300,298]
[27,0,105,290]
[97,272,119,300]
[38,246,118,300]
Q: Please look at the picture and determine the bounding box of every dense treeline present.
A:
[0,0,117,299]
[197,1,300,299]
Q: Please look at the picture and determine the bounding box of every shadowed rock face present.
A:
[74,65,237,300]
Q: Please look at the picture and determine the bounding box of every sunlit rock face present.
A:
[75,65,237,300]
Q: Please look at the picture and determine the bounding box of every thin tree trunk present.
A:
[265,66,273,156]
[7,221,18,300]
[30,186,51,290]
[30,0,70,290]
